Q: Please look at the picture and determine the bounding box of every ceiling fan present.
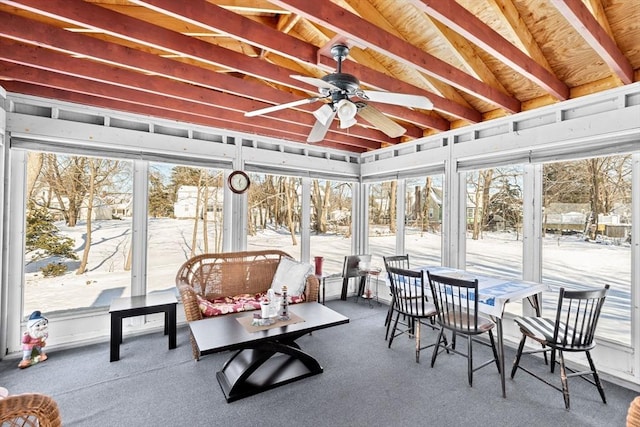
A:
[244,44,433,143]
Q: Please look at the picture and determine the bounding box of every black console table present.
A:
[109,291,177,362]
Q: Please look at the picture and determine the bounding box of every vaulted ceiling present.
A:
[1,0,638,153]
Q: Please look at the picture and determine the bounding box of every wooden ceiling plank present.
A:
[1,1,319,95]
[276,12,300,33]
[1,77,374,151]
[408,0,569,100]
[333,0,478,124]
[338,1,478,116]
[129,0,442,133]
[2,1,439,137]
[0,12,319,113]
[268,0,521,113]
[0,44,304,126]
[550,0,633,84]
[428,19,509,95]
[316,54,478,124]
[486,0,555,74]
[583,0,615,40]
[210,0,289,15]
[129,0,318,65]
[0,39,391,145]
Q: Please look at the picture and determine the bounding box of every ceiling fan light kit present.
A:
[245,44,432,143]
[313,103,335,126]
[335,99,358,129]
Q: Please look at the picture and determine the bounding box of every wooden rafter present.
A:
[0,0,637,154]
[268,0,521,112]
[486,0,555,74]
[408,0,569,100]
[550,0,633,84]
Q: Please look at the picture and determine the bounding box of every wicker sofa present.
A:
[176,249,319,360]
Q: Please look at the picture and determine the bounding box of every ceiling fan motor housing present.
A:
[321,73,360,97]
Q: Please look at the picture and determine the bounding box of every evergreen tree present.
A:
[26,202,78,262]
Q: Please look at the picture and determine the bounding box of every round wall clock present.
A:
[228,170,250,194]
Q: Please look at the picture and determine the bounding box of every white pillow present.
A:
[270,257,313,297]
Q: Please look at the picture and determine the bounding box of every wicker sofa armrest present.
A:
[304,274,319,303]
[178,284,203,323]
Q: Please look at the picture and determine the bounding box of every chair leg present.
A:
[510,334,527,378]
[488,330,500,374]
[385,307,394,341]
[431,329,445,367]
[558,350,570,410]
[384,295,394,326]
[467,335,473,387]
[415,320,421,363]
[586,351,607,404]
[551,347,557,373]
[388,312,401,348]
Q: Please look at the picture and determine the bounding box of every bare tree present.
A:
[284,177,298,245]
[468,169,494,240]
[421,176,432,232]
[312,179,331,233]
[26,152,43,200]
[75,158,124,274]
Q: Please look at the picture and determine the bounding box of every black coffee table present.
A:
[188,303,349,402]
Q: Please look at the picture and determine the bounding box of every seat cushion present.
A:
[514,316,556,343]
[440,312,495,333]
[196,292,306,317]
[403,300,437,317]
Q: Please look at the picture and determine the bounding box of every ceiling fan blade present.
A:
[361,90,433,109]
[357,104,407,138]
[291,75,341,91]
[307,111,336,143]
[244,97,320,117]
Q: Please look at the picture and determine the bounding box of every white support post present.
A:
[632,152,640,380]
[352,181,368,255]
[5,148,26,354]
[300,177,311,262]
[522,163,542,316]
[395,179,406,255]
[131,159,148,297]
[443,158,466,268]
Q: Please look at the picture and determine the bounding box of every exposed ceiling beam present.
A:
[550,0,633,84]
[0,51,386,150]
[129,0,318,66]
[268,0,521,113]
[486,0,555,74]
[316,54,479,124]
[2,81,365,153]
[0,13,316,112]
[0,65,379,151]
[408,0,569,100]
[125,0,455,130]
[1,0,428,138]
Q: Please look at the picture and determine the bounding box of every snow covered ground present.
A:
[24,218,632,344]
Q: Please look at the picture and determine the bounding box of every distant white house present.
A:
[174,185,224,219]
[33,187,127,221]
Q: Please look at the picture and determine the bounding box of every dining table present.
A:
[414,265,551,398]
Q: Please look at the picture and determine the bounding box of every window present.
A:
[465,166,524,315]
[247,173,302,258]
[309,179,353,276]
[147,163,224,294]
[404,175,443,266]
[368,180,396,269]
[542,155,632,345]
[24,152,133,315]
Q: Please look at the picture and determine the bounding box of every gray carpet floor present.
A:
[1,299,637,426]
